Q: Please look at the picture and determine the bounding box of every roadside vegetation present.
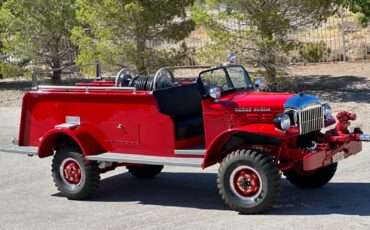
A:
[0,0,369,88]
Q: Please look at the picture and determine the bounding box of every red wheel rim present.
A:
[230,166,262,201]
[233,168,260,197]
[60,158,84,187]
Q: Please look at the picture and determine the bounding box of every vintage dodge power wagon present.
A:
[1,64,369,214]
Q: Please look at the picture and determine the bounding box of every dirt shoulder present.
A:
[0,81,31,107]
[1,61,370,129]
[288,61,370,131]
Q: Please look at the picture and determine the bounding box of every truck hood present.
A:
[223,91,294,113]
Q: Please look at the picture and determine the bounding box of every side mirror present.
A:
[209,87,221,102]
[254,77,267,91]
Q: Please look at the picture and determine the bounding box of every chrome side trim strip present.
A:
[86,152,202,168]
[174,149,206,156]
[55,123,79,129]
[0,145,38,155]
[35,85,136,93]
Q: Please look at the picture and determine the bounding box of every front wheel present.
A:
[52,146,100,200]
[217,149,281,214]
[284,163,337,188]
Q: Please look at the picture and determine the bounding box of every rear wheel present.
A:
[51,146,100,200]
[127,165,164,179]
[217,149,281,214]
[284,163,337,188]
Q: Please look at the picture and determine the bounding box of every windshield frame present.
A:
[198,65,254,97]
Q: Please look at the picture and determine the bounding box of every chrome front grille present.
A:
[299,105,324,135]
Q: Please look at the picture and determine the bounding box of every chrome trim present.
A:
[55,123,79,129]
[298,104,324,135]
[174,149,206,156]
[66,116,80,125]
[209,87,221,101]
[34,85,136,93]
[152,67,174,91]
[0,145,38,155]
[115,68,135,87]
[55,116,81,129]
[284,94,324,134]
[86,153,202,167]
[284,94,321,110]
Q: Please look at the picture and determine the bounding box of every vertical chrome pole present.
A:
[31,68,38,90]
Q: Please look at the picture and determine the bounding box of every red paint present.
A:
[233,168,260,197]
[174,135,205,149]
[202,123,300,168]
[302,141,362,171]
[16,76,366,174]
[201,91,292,146]
[19,90,175,157]
[62,159,82,185]
[38,127,105,158]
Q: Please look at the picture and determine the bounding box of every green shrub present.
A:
[354,43,369,60]
[299,41,331,63]
[0,62,26,78]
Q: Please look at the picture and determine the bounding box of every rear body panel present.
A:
[19,90,177,157]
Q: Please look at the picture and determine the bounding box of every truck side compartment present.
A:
[18,90,177,157]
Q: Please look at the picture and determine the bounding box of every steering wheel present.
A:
[115,68,135,87]
[220,82,229,90]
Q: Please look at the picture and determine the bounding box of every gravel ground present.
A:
[0,107,369,229]
[287,61,370,132]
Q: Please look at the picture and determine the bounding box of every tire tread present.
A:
[217,149,281,214]
[51,146,100,200]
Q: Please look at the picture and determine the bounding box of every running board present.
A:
[86,153,203,168]
[174,149,205,156]
[0,145,38,155]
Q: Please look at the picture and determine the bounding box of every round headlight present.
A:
[322,103,332,120]
[274,114,291,131]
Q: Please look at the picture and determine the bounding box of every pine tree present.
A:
[193,0,339,90]
[73,0,195,74]
[0,0,78,83]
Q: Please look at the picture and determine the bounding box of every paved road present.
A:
[0,107,369,230]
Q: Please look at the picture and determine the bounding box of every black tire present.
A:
[217,149,281,214]
[284,163,337,189]
[51,146,100,200]
[127,165,164,179]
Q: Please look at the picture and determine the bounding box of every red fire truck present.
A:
[1,64,368,214]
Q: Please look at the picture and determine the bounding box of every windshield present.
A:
[200,65,253,92]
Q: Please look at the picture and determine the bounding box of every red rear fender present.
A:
[38,126,104,158]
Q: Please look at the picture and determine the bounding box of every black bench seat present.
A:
[153,83,204,140]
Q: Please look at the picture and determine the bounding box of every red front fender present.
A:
[202,123,299,168]
[38,126,105,158]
